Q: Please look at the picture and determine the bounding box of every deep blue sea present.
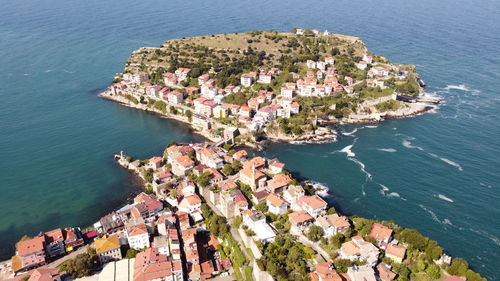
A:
[1,0,499,279]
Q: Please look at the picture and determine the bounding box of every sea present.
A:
[0,0,499,278]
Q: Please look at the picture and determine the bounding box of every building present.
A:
[172,155,195,176]
[133,247,183,281]
[300,195,328,218]
[126,224,150,250]
[95,235,122,264]
[242,210,276,243]
[240,72,256,87]
[347,265,377,281]
[12,236,46,272]
[266,174,292,194]
[167,91,184,105]
[283,185,305,211]
[369,223,393,245]
[44,229,66,258]
[174,68,191,81]
[27,267,62,281]
[63,227,84,252]
[266,193,288,215]
[269,161,285,174]
[376,263,397,281]
[238,166,266,190]
[315,214,351,236]
[258,71,272,84]
[178,195,202,214]
[385,243,407,263]
[288,210,314,233]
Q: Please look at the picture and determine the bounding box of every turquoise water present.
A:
[1,0,499,278]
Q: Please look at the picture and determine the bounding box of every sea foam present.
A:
[377,148,397,153]
[436,194,454,203]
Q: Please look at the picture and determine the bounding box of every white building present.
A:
[126,224,150,250]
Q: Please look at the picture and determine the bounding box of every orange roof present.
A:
[330,215,350,228]
[341,240,360,256]
[233,150,248,159]
[302,195,328,209]
[369,223,393,241]
[267,174,292,191]
[16,236,45,256]
[28,267,61,281]
[185,195,202,205]
[176,155,194,168]
[239,167,266,180]
[386,243,406,259]
[45,228,64,244]
[288,210,313,225]
[149,156,163,164]
[217,178,238,191]
[127,224,148,237]
[11,255,22,272]
[377,263,397,281]
[266,193,286,207]
[243,157,266,169]
[270,161,285,169]
[95,234,120,254]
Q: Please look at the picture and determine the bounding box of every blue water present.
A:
[1,0,499,278]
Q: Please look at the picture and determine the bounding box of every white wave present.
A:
[468,228,500,246]
[419,204,451,226]
[377,148,397,153]
[380,184,390,192]
[445,84,470,91]
[351,158,373,181]
[428,153,463,171]
[436,194,454,203]
[44,69,52,73]
[343,128,357,136]
[340,145,355,157]
[23,73,29,76]
[365,125,378,128]
[387,192,400,198]
[479,182,492,188]
[62,69,75,74]
[402,139,424,151]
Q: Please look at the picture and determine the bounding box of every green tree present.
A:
[125,248,140,259]
[425,264,441,279]
[306,225,324,242]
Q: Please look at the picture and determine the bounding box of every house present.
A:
[257,105,278,120]
[133,247,183,281]
[316,61,326,71]
[156,213,176,236]
[175,67,191,81]
[269,161,285,174]
[197,148,223,169]
[369,223,393,245]
[213,105,228,118]
[258,71,272,84]
[63,227,84,252]
[281,86,295,98]
[95,234,122,264]
[238,166,266,190]
[242,210,276,243]
[243,156,266,169]
[266,174,292,194]
[94,212,124,234]
[266,193,288,215]
[27,267,62,281]
[172,155,195,176]
[198,73,210,85]
[252,190,270,205]
[362,54,373,64]
[355,61,368,70]
[147,156,163,170]
[288,210,314,233]
[163,73,177,86]
[315,214,351,236]
[283,185,305,211]
[154,170,173,183]
[44,229,65,258]
[312,262,343,281]
[325,57,335,65]
[232,150,248,161]
[347,265,377,281]
[167,91,184,105]
[178,195,202,214]
[300,195,328,218]
[134,193,164,218]
[217,178,238,192]
[376,263,397,281]
[369,67,389,77]
[340,236,379,266]
[126,223,150,250]
[385,243,406,263]
[12,236,46,272]
[307,60,316,69]
[240,72,257,87]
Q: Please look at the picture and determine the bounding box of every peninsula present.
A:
[99,29,439,144]
[5,30,485,281]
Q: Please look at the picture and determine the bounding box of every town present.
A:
[3,139,479,281]
[99,29,436,145]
